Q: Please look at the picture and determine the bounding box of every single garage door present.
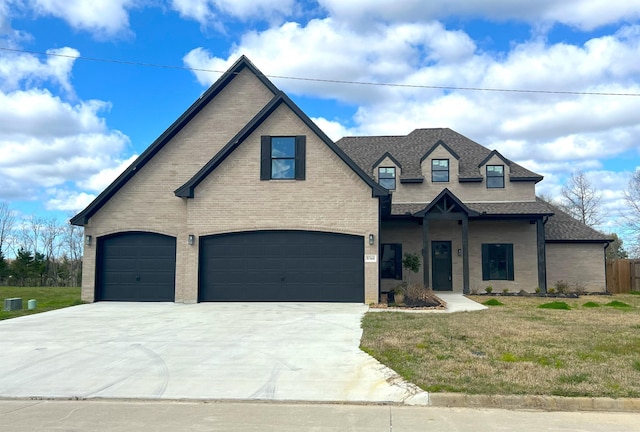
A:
[96,232,176,301]
[199,230,364,302]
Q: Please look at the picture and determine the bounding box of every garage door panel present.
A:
[199,231,363,302]
[97,232,176,302]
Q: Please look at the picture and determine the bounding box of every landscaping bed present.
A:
[361,293,640,398]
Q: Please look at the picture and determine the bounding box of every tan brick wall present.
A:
[82,74,380,304]
[82,69,277,302]
[546,243,606,292]
[468,220,539,293]
[381,218,539,294]
[186,103,380,303]
[387,150,536,204]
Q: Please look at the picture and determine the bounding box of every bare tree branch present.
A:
[560,170,602,227]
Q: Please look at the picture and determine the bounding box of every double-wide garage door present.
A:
[96,232,176,301]
[199,231,364,302]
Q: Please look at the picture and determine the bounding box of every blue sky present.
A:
[1,0,640,246]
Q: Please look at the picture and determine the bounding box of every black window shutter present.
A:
[260,136,271,180]
[506,244,514,280]
[295,135,306,180]
[481,244,489,280]
[395,244,403,280]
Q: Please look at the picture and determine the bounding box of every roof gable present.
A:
[420,139,460,163]
[413,188,478,217]
[71,56,279,226]
[372,152,402,169]
[175,91,389,199]
[478,150,511,168]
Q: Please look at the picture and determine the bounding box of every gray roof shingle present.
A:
[335,128,542,182]
[391,198,610,242]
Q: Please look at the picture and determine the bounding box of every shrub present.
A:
[485,285,493,294]
[604,300,632,309]
[572,282,587,296]
[535,287,541,294]
[483,298,504,306]
[554,280,570,294]
[404,284,443,307]
[538,301,571,310]
[502,288,509,294]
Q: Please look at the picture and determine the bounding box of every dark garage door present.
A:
[199,231,364,302]
[97,232,176,301]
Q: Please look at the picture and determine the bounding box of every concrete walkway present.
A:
[0,302,428,404]
[1,400,638,432]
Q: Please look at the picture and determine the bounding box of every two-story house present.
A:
[71,56,610,304]
[337,131,610,295]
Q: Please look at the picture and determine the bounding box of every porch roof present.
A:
[391,199,554,217]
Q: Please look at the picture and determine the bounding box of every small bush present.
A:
[502,288,509,294]
[554,280,570,294]
[547,288,556,294]
[485,285,493,294]
[535,287,541,294]
[483,298,504,306]
[605,300,632,309]
[538,301,571,310]
[573,282,587,296]
[582,302,601,308]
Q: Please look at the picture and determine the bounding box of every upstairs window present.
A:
[260,136,306,180]
[486,165,504,188]
[482,243,514,280]
[432,159,449,182]
[378,167,396,190]
[381,243,402,279]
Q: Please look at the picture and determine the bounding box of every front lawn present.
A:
[0,286,82,320]
[361,294,640,398]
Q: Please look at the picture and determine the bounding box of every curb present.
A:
[427,393,640,412]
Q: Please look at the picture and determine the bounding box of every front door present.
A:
[432,241,452,291]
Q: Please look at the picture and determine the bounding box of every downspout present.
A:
[377,197,382,304]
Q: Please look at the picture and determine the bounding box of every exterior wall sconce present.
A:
[188,234,195,245]
[457,248,462,256]
[85,235,92,246]
[368,234,375,245]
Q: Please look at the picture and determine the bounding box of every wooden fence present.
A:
[606,259,640,293]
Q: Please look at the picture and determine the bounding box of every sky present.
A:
[1,0,639,247]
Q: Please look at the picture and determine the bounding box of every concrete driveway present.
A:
[0,303,428,404]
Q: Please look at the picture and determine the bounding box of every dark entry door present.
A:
[199,230,364,302]
[432,241,452,291]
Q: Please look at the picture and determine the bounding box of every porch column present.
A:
[422,215,430,288]
[536,218,547,292]
[462,215,470,294]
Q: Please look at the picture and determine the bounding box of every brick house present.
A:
[71,56,610,303]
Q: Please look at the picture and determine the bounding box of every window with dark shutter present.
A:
[260,135,306,180]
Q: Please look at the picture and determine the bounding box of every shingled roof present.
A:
[391,198,610,243]
[335,128,543,182]
[538,199,612,242]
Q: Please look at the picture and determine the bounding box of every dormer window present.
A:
[486,165,504,188]
[378,167,396,190]
[432,159,449,182]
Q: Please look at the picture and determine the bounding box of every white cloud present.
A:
[0,48,132,205]
[45,189,96,212]
[77,154,138,192]
[29,0,134,37]
[0,47,78,92]
[170,0,294,26]
[318,0,640,31]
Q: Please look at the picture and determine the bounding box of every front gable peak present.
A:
[420,140,460,163]
[478,150,511,168]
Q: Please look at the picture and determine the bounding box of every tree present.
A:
[605,233,628,261]
[624,169,640,256]
[561,170,602,227]
[11,248,35,286]
[0,201,14,256]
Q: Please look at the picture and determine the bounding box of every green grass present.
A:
[604,300,632,309]
[361,294,640,398]
[582,301,601,308]
[538,301,571,310]
[0,286,82,320]
[482,298,504,306]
